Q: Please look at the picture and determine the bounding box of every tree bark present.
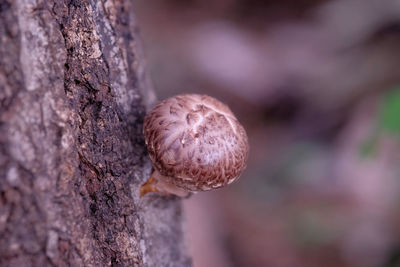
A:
[0,0,190,266]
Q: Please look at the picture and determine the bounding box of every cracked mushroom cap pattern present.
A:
[143,94,249,191]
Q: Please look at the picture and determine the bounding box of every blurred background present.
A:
[133,0,400,266]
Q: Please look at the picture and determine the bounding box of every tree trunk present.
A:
[0,1,190,266]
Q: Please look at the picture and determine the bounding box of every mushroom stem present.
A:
[140,170,190,197]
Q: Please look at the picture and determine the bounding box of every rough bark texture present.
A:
[0,0,191,266]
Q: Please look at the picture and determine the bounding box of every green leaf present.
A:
[359,132,378,158]
[379,88,400,135]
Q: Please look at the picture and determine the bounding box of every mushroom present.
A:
[140,94,249,197]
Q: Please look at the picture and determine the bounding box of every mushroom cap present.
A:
[143,94,249,191]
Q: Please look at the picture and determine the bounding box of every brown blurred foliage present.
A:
[133,0,400,266]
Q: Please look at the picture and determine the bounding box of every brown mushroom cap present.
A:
[143,94,249,191]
